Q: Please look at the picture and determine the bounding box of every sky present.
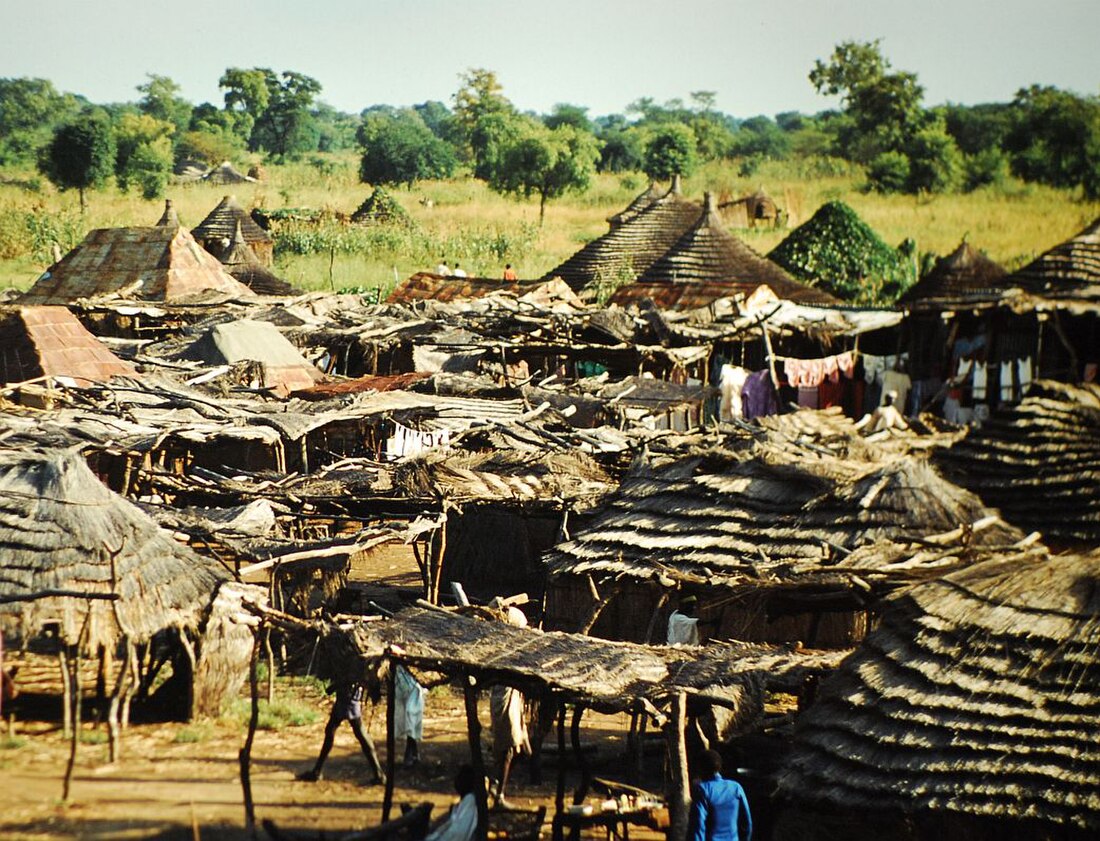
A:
[2,0,1097,119]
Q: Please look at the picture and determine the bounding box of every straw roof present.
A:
[191,195,272,250]
[936,380,1100,545]
[219,222,297,296]
[0,306,137,386]
[19,225,256,305]
[546,434,1022,590]
[610,194,838,308]
[350,187,413,226]
[1006,215,1100,303]
[541,177,702,294]
[343,605,846,715]
[0,449,230,650]
[899,240,1007,304]
[778,547,1100,832]
[607,181,663,229]
[202,161,256,185]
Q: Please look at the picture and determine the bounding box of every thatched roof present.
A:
[936,380,1100,545]
[343,605,846,715]
[350,187,413,226]
[607,181,663,229]
[899,240,1007,304]
[191,195,272,250]
[610,193,838,308]
[19,225,257,305]
[1006,215,1100,302]
[202,161,256,185]
[219,222,298,296]
[541,177,702,294]
[778,547,1100,832]
[546,428,1022,591]
[0,449,230,650]
[0,306,137,386]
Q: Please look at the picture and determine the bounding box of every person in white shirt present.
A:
[436,260,451,276]
[488,597,531,806]
[423,765,480,841]
[667,595,702,646]
[452,263,468,278]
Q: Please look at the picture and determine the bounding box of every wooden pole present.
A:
[666,692,690,841]
[107,638,132,763]
[61,644,81,802]
[430,515,448,606]
[462,675,489,841]
[552,704,567,841]
[239,626,263,836]
[382,660,397,823]
[59,647,72,739]
[570,705,590,806]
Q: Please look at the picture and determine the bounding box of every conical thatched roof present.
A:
[156,198,181,228]
[350,187,413,226]
[0,306,138,386]
[899,239,1006,304]
[768,200,914,302]
[1006,215,1100,301]
[219,222,297,296]
[607,181,663,229]
[610,193,838,308]
[202,161,256,185]
[191,195,272,251]
[936,380,1100,545]
[0,449,230,650]
[541,176,702,295]
[19,225,256,305]
[779,546,1100,833]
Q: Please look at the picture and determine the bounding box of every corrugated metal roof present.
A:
[387,273,557,304]
[0,306,138,385]
[19,226,257,305]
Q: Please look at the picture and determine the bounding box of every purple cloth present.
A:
[742,370,778,419]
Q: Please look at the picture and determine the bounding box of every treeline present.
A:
[1,40,1098,211]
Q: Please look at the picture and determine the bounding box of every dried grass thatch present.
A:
[778,547,1100,833]
[0,448,230,651]
[936,380,1100,545]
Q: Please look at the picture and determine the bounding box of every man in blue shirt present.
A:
[689,750,752,841]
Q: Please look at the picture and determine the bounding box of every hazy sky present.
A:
[2,0,1097,118]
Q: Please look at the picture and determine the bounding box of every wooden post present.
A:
[430,515,448,606]
[382,660,397,823]
[552,705,567,841]
[666,692,690,841]
[239,627,263,835]
[570,705,590,806]
[462,675,489,841]
[62,644,81,802]
[643,591,670,644]
[59,647,72,739]
[107,639,132,763]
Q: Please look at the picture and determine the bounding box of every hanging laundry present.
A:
[797,385,819,409]
[742,370,779,419]
[783,351,858,388]
[1000,360,1015,402]
[1018,356,1033,393]
[880,370,912,410]
[719,364,750,421]
[972,361,988,401]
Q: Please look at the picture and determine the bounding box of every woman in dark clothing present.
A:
[297,679,385,784]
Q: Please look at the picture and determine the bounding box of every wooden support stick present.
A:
[382,659,397,823]
[552,705,567,841]
[239,627,263,836]
[462,675,489,841]
[570,705,590,806]
[62,644,81,802]
[59,647,72,739]
[666,692,690,841]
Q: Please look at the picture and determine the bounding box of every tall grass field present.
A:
[1,153,1097,297]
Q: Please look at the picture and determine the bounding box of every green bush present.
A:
[227,697,319,730]
[0,207,82,261]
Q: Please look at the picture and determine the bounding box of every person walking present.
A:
[297,678,385,784]
[689,750,752,841]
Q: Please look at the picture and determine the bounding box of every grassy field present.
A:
[1,153,1097,295]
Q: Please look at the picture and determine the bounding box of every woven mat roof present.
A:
[344,605,845,714]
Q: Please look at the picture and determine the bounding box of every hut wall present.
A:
[192,583,255,718]
[545,576,868,649]
[441,507,560,602]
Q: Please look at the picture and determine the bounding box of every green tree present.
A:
[0,77,82,166]
[810,39,926,162]
[1005,86,1100,198]
[489,124,601,224]
[904,118,962,193]
[643,123,698,180]
[137,74,192,139]
[39,111,116,211]
[453,68,518,179]
[358,109,457,187]
[114,112,174,195]
[544,103,592,133]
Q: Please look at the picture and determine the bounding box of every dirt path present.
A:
[0,680,650,841]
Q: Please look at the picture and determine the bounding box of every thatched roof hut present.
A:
[1007,215,1100,303]
[607,181,663,230]
[609,193,838,309]
[936,380,1100,546]
[719,189,781,229]
[0,449,230,651]
[192,195,274,266]
[541,175,702,296]
[219,221,297,296]
[19,224,256,305]
[899,240,1007,304]
[202,161,256,186]
[776,547,1100,839]
[0,306,137,386]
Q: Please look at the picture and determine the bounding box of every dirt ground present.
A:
[0,676,656,841]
